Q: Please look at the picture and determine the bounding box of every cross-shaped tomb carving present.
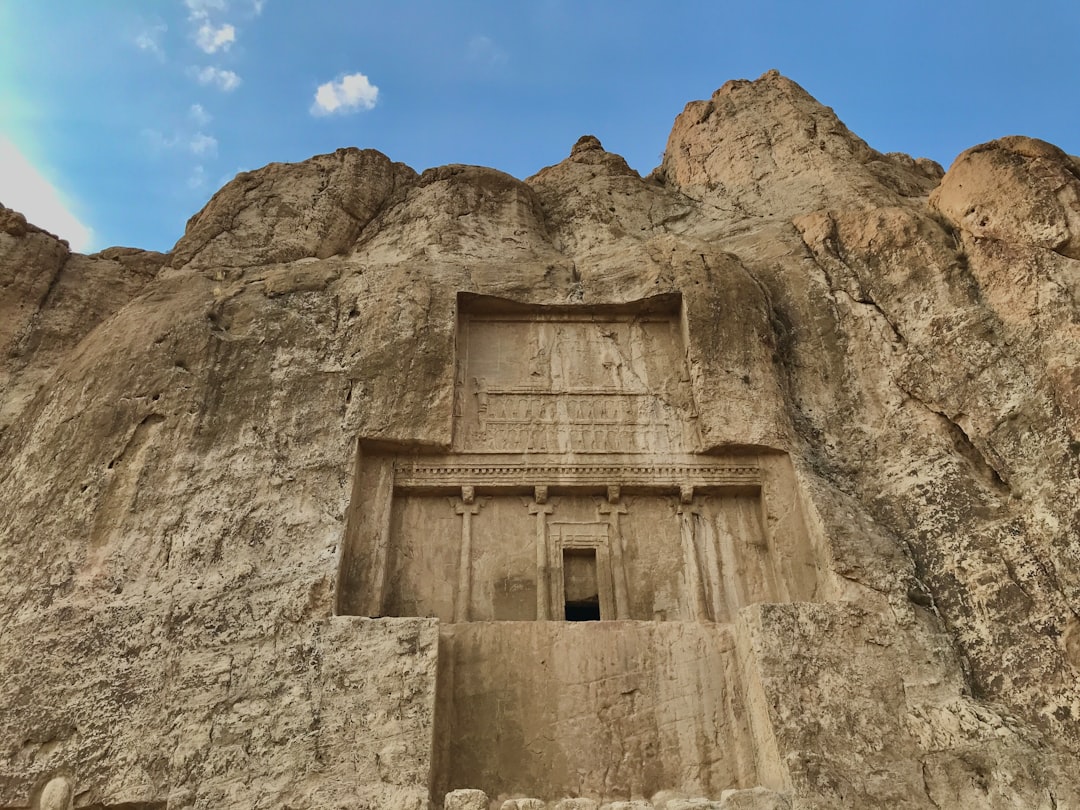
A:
[335,295,823,804]
[337,295,821,624]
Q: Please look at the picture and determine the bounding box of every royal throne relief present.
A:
[338,297,819,625]
[453,312,701,454]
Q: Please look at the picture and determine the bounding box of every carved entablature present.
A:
[338,295,819,625]
[393,454,762,490]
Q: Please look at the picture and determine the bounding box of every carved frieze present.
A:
[393,454,762,490]
[454,311,701,453]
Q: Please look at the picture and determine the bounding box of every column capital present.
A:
[598,500,627,517]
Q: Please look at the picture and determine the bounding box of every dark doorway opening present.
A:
[565,597,601,621]
[563,548,601,621]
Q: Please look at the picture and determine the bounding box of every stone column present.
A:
[528,485,554,621]
[677,484,710,621]
[454,486,481,623]
[360,457,395,618]
[597,485,630,620]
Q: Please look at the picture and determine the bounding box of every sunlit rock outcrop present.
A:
[1,71,1078,809]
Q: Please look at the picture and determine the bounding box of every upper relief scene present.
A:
[454,303,700,455]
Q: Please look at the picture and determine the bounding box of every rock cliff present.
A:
[1,70,1078,809]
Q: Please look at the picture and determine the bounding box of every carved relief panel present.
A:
[454,309,701,454]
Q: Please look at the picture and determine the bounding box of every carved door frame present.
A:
[548,520,614,620]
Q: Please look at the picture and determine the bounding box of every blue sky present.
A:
[2,1,1079,254]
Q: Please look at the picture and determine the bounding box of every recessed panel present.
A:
[378,491,788,623]
[454,313,700,453]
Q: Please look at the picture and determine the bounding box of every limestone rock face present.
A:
[2,71,1080,810]
[931,135,1080,258]
[658,70,941,221]
[0,206,165,433]
[169,147,418,271]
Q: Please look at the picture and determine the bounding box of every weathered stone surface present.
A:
[434,623,761,802]
[931,135,1080,259]
[719,787,790,809]
[553,800,599,810]
[169,147,417,271]
[0,617,436,808]
[2,70,1080,810]
[445,789,489,810]
[0,206,166,436]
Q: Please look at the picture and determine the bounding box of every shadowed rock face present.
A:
[1,70,1079,809]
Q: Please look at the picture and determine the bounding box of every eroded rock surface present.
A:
[2,70,1079,809]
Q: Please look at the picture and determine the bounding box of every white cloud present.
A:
[467,35,507,66]
[135,24,168,59]
[0,138,94,252]
[311,72,379,116]
[195,22,235,53]
[185,0,227,21]
[193,66,241,91]
[189,133,218,156]
[189,103,211,126]
[252,0,266,14]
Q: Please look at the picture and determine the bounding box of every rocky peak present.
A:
[530,134,639,183]
[571,134,604,155]
[168,146,418,274]
[660,69,940,218]
[931,135,1080,259]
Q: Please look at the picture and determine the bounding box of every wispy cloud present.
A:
[311,72,379,116]
[141,129,181,152]
[185,0,227,21]
[195,22,235,53]
[0,138,94,252]
[192,66,241,91]
[135,24,168,59]
[188,164,207,189]
[189,104,211,126]
[467,35,507,66]
[252,0,266,14]
[184,0,237,54]
[142,122,216,158]
[189,133,218,156]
